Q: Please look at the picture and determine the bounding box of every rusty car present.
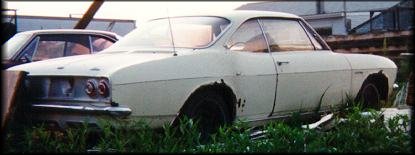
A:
[7,10,397,137]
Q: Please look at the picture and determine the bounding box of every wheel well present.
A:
[175,81,237,124]
[361,72,389,101]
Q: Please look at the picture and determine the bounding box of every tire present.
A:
[358,81,381,110]
[181,90,231,141]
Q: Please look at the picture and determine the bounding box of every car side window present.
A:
[227,19,268,53]
[91,36,114,53]
[19,36,39,61]
[299,21,323,50]
[260,19,314,52]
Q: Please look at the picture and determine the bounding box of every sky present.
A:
[4,1,255,24]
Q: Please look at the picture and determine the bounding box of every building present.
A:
[2,14,136,36]
[350,0,413,34]
[237,0,402,36]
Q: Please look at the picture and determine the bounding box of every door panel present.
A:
[227,19,277,120]
[259,18,351,115]
[272,51,351,115]
[230,52,277,120]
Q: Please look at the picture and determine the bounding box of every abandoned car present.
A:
[8,11,397,135]
[2,29,121,69]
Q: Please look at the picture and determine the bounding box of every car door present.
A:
[226,19,277,121]
[259,18,351,116]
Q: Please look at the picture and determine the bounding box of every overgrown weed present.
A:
[3,105,411,153]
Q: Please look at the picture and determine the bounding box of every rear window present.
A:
[107,16,231,51]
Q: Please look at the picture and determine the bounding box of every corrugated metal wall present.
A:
[2,15,136,36]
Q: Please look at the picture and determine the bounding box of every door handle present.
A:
[354,71,363,74]
[277,61,290,66]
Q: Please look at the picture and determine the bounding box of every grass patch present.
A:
[2,106,412,153]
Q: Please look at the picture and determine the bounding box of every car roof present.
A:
[217,10,300,19]
[19,29,120,39]
[152,10,301,21]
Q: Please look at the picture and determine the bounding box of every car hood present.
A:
[7,51,178,77]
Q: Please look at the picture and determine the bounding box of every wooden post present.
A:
[73,0,104,29]
[1,71,26,142]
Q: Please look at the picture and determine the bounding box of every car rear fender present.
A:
[171,79,237,126]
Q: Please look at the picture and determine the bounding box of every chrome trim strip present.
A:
[32,104,132,117]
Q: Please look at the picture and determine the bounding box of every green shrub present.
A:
[3,106,411,153]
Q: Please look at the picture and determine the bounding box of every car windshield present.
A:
[2,32,32,60]
[105,16,230,52]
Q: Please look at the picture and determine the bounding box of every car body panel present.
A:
[343,54,397,98]
[271,50,352,115]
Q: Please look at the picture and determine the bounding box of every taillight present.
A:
[98,80,109,97]
[85,80,97,97]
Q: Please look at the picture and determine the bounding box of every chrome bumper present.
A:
[32,104,132,117]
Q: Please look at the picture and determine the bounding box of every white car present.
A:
[2,29,121,69]
[8,10,397,136]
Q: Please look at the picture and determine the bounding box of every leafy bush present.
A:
[3,106,411,153]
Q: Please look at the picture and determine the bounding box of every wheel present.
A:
[181,90,231,141]
[358,82,381,110]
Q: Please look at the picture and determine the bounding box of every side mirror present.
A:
[228,42,246,51]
